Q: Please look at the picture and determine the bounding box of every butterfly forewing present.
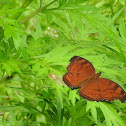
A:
[63,56,95,89]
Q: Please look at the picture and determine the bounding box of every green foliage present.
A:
[0,0,126,125]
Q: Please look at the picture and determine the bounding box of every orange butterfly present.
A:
[63,56,126,102]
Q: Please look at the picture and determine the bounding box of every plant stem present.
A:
[19,0,57,24]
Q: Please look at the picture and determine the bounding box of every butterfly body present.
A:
[63,56,126,102]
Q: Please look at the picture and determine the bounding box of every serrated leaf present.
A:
[86,101,99,123]
[1,60,22,76]
[2,62,12,76]
[69,90,80,106]
[99,102,125,126]
[8,60,22,75]
[52,11,70,35]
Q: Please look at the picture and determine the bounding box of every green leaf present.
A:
[44,11,52,24]
[59,0,68,8]
[8,60,22,75]
[1,60,22,76]
[52,11,70,36]
[32,21,43,41]
[99,102,125,126]
[2,62,12,76]
[21,0,33,7]
[119,0,125,5]
[0,105,33,112]
[69,90,80,106]
[86,101,99,124]
[53,82,67,109]
[44,44,76,63]
[45,99,57,115]
[8,111,17,126]
[119,17,126,40]
[59,0,88,8]
[110,6,125,25]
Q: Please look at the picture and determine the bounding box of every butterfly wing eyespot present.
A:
[63,56,95,89]
[78,78,126,102]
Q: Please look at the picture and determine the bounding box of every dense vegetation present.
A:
[0,0,126,125]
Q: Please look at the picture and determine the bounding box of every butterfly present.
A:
[63,56,126,102]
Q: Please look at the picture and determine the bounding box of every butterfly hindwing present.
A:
[79,78,126,102]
